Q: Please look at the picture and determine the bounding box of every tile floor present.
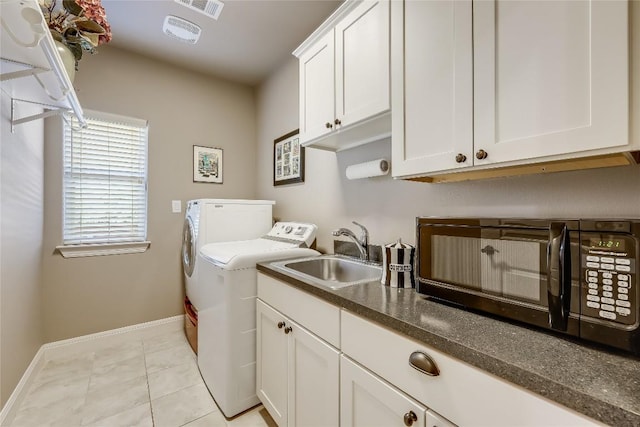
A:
[8,329,276,427]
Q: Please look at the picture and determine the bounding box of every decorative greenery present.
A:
[39,0,112,69]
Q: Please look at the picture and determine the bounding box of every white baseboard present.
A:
[0,347,45,427]
[44,315,184,360]
[0,315,184,426]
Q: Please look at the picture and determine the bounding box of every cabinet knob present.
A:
[325,122,333,129]
[403,411,418,426]
[455,153,466,163]
[334,118,342,126]
[409,351,440,376]
[277,321,285,329]
[475,149,488,160]
[284,326,293,334]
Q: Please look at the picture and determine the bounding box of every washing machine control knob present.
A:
[284,225,293,233]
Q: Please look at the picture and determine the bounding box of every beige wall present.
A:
[256,58,640,253]
[42,47,258,342]
[1,93,45,406]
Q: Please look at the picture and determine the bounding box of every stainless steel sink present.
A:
[270,255,382,290]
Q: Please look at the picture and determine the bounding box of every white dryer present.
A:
[182,199,275,311]
[197,222,319,418]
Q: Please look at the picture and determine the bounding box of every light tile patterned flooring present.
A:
[8,329,275,427]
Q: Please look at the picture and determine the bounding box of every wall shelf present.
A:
[0,0,86,130]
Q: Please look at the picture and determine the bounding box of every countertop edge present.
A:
[256,263,640,426]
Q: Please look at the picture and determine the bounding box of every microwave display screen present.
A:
[589,238,625,250]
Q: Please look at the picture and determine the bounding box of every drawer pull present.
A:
[403,411,418,426]
[284,326,293,334]
[409,351,440,376]
[277,321,285,329]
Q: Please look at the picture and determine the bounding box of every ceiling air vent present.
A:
[163,15,202,44]
[175,0,224,20]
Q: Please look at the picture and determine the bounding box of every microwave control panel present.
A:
[581,234,636,326]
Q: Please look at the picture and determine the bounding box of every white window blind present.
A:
[63,111,148,246]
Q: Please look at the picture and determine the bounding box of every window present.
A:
[59,111,149,257]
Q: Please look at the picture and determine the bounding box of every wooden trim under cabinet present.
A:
[405,152,640,184]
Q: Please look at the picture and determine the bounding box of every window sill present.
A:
[56,241,151,258]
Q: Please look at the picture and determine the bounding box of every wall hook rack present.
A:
[1,0,87,130]
[10,98,74,133]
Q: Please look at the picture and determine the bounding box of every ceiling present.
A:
[101,0,342,86]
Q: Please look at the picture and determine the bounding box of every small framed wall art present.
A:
[193,145,223,184]
[273,129,304,186]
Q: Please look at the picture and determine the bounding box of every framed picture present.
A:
[273,129,304,186]
[193,145,223,184]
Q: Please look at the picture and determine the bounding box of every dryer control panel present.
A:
[267,222,317,247]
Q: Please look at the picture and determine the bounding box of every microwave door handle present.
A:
[547,222,571,331]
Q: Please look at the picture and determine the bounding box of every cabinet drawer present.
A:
[257,273,340,347]
[340,355,427,427]
[340,310,600,427]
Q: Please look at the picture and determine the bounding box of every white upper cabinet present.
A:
[295,0,390,151]
[474,0,628,165]
[335,0,390,129]
[391,0,473,176]
[392,0,632,180]
[298,31,335,144]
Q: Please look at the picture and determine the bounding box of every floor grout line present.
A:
[142,337,156,427]
[10,331,270,427]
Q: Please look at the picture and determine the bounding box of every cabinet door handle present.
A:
[284,326,293,334]
[334,118,342,126]
[409,351,440,376]
[475,149,488,160]
[455,153,466,163]
[403,411,418,426]
[325,122,333,129]
[277,321,285,329]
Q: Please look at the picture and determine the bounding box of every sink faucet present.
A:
[332,221,369,261]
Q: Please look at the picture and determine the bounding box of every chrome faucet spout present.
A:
[332,222,369,261]
[332,228,354,238]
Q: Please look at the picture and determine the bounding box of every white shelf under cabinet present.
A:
[0,0,86,128]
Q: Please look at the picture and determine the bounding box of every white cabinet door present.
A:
[299,31,335,144]
[256,300,288,426]
[341,355,427,427]
[473,0,628,165]
[257,297,340,427]
[391,0,473,177]
[335,0,390,128]
[426,410,456,427]
[287,319,340,427]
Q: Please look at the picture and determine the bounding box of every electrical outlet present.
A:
[172,200,182,213]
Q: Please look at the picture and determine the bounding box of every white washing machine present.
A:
[197,222,319,418]
[182,199,275,311]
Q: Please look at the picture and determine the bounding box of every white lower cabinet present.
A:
[341,355,429,427]
[341,310,600,427]
[256,284,340,427]
[256,300,289,425]
[287,316,339,427]
[257,273,601,426]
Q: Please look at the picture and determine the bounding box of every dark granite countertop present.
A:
[257,262,640,426]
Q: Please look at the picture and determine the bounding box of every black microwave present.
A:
[416,218,640,354]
